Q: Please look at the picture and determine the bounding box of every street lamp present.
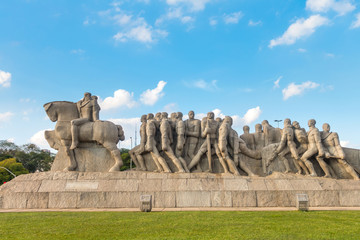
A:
[130,137,133,170]
[274,120,282,128]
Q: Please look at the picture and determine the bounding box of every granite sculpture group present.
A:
[43,93,359,180]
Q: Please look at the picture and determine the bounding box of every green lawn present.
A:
[0,211,359,239]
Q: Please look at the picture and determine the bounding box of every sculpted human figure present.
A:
[145,113,171,173]
[218,116,240,175]
[321,123,359,180]
[188,112,228,173]
[160,112,186,173]
[129,115,147,171]
[253,124,265,150]
[270,119,305,174]
[292,121,309,157]
[185,111,202,171]
[301,119,331,177]
[175,112,190,172]
[261,120,280,146]
[240,125,255,150]
[70,92,100,149]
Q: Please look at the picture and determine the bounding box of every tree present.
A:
[0,158,28,185]
[120,148,132,171]
[0,140,55,173]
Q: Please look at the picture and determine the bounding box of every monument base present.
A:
[1,171,359,209]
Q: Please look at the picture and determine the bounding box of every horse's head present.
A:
[44,102,58,122]
[43,101,79,122]
[117,125,125,141]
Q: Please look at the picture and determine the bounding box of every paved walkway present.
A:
[1,207,360,213]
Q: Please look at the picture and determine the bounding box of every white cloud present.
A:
[99,89,137,110]
[248,20,262,26]
[6,138,14,143]
[282,81,320,100]
[155,7,194,26]
[195,107,262,129]
[166,0,211,12]
[0,112,13,122]
[185,79,218,91]
[70,49,85,55]
[209,17,218,26]
[0,70,12,88]
[269,15,329,48]
[140,81,167,105]
[223,11,243,24]
[298,48,307,52]
[108,117,140,149]
[114,24,168,43]
[163,103,178,113]
[30,129,52,149]
[99,5,168,44]
[306,0,355,16]
[241,106,262,125]
[350,12,360,29]
[340,140,350,147]
[274,76,282,89]
[325,52,335,58]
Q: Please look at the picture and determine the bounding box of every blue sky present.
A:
[1,0,360,150]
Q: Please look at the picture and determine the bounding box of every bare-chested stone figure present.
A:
[240,125,255,150]
[160,112,186,173]
[175,112,190,172]
[145,113,171,173]
[321,123,359,180]
[301,119,331,177]
[70,92,101,149]
[185,110,202,171]
[218,116,240,175]
[129,114,147,171]
[253,124,265,150]
[262,120,281,146]
[188,112,228,173]
[270,119,304,174]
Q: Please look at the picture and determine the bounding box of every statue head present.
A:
[322,123,330,132]
[261,120,269,126]
[83,92,91,101]
[255,124,262,133]
[161,112,168,119]
[188,111,195,120]
[147,113,154,120]
[243,125,250,134]
[308,119,316,127]
[207,112,214,120]
[284,118,291,126]
[177,112,183,120]
[215,117,222,123]
[224,116,232,126]
[140,114,147,122]
[155,112,161,121]
[170,112,176,120]
[292,121,300,129]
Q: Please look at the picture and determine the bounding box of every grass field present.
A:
[0,211,359,239]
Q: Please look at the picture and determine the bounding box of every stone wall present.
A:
[1,171,360,209]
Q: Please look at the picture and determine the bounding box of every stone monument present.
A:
[1,98,360,210]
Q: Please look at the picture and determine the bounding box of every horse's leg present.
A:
[62,140,77,171]
[103,142,123,172]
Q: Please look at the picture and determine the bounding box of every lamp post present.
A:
[130,137,133,170]
[274,120,282,128]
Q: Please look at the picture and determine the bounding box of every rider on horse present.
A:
[70,92,101,149]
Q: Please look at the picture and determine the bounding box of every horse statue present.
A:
[43,101,125,172]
